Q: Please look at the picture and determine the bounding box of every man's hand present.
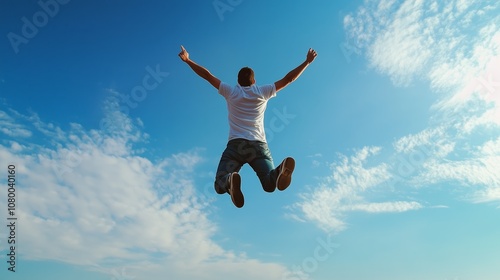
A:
[178,45,189,62]
[306,48,317,63]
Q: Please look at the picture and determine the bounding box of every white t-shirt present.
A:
[218,82,277,142]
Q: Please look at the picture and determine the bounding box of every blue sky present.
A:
[1,0,499,279]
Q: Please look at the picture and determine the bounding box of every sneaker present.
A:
[276,157,295,191]
[228,172,244,208]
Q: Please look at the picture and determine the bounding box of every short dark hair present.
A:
[238,67,254,86]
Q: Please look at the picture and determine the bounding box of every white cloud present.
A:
[417,135,500,203]
[330,146,389,192]
[479,136,500,155]
[430,205,449,209]
[434,56,500,134]
[342,201,422,213]
[393,127,445,153]
[0,109,32,138]
[296,186,348,233]
[0,102,293,279]
[345,0,500,91]
[369,0,432,86]
[292,147,421,233]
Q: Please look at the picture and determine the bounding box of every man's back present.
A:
[218,82,276,142]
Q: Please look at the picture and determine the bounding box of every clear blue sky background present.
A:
[1,1,499,280]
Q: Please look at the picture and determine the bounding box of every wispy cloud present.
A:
[393,126,447,154]
[344,0,500,90]
[0,109,32,138]
[419,136,500,203]
[0,100,292,279]
[342,201,422,213]
[292,147,421,233]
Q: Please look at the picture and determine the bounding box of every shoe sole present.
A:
[277,157,295,191]
[229,173,244,208]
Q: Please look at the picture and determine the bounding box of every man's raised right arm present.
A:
[179,45,221,90]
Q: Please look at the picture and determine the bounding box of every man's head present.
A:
[238,67,255,86]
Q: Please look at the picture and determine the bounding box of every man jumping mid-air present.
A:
[179,45,317,208]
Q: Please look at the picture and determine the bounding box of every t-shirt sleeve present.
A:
[218,82,233,98]
[259,84,277,100]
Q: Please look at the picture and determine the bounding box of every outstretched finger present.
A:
[180,45,186,52]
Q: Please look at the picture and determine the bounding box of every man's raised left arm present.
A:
[274,48,317,93]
